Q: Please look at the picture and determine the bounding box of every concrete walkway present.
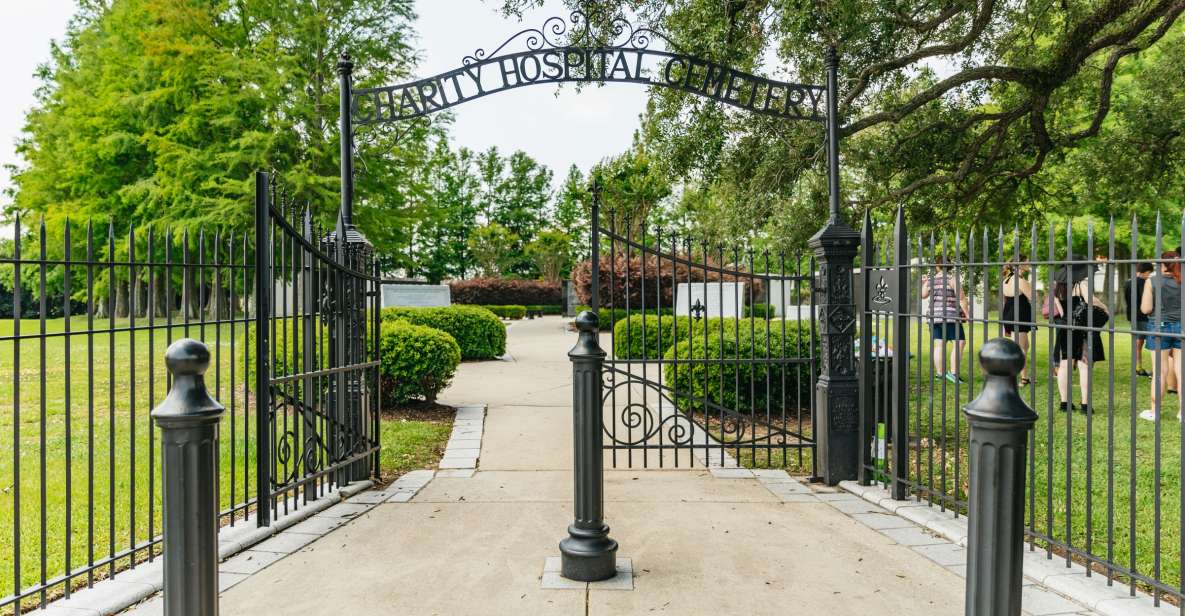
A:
[211,317,978,615]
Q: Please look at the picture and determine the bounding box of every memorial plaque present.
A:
[382,284,451,308]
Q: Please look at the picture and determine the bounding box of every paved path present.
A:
[208,317,1056,615]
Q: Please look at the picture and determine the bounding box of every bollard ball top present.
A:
[978,337,1025,378]
[574,310,600,333]
[165,338,210,377]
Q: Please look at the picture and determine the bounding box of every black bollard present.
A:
[559,310,619,581]
[152,339,225,616]
[963,338,1037,616]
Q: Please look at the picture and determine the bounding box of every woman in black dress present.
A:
[1052,275,1107,414]
[1001,259,1034,385]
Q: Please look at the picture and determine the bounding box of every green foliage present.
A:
[552,165,590,253]
[663,319,817,415]
[574,305,674,330]
[246,316,324,394]
[526,304,564,315]
[407,143,481,283]
[525,229,573,284]
[504,0,1185,244]
[381,306,506,360]
[467,223,519,278]
[590,137,672,237]
[480,305,527,320]
[744,303,773,319]
[12,0,434,271]
[378,319,461,405]
[612,314,695,359]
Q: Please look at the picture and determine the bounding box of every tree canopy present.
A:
[504,0,1185,245]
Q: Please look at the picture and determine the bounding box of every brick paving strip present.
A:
[34,404,486,616]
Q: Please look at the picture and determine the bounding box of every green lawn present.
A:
[0,316,451,612]
[699,313,1182,595]
[873,315,1182,596]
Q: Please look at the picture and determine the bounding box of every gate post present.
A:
[254,171,273,527]
[559,311,618,581]
[809,46,861,485]
[964,338,1036,616]
[333,52,375,483]
[152,339,224,616]
[890,207,910,500]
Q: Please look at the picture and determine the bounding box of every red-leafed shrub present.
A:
[571,255,763,308]
[449,278,562,306]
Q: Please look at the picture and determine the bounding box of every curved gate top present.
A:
[349,10,828,125]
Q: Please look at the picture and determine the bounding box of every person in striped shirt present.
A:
[921,255,970,384]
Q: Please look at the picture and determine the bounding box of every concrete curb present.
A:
[47,479,372,616]
[65,404,484,615]
[839,481,1177,616]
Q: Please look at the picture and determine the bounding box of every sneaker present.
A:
[1140,409,1160,422]
[944,373,959,384]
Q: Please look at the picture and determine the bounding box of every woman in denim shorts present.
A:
[921,256,970,384]
[1139,250,1183,422]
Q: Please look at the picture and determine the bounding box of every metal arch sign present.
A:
[350,12,826,125]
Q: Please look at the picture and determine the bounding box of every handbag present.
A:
[1072,299,1109,328]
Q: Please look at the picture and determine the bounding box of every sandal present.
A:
[1019,377,1032,386]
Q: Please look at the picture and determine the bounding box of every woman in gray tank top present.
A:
[1140,250,1184,422]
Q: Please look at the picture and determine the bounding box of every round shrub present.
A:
[379,319,461,405]
[662,319,817,415]
[612,314,695,359]
[381,306,506,360]
[480,304,527,319]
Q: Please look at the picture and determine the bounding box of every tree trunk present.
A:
[149,274,168,318]
[114,279,129,318]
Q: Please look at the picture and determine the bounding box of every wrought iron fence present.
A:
[0,171,380,613]
[584,201,819,472]
[859,210,1185,606]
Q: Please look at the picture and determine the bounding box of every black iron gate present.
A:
[253,171,381,526]
[587,196,819,473]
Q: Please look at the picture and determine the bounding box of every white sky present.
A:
[0,0,648,209]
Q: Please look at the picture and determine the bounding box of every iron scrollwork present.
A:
[352,11,826,125]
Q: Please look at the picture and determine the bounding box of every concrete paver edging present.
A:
[837,480,1177,616]
[47,404,487,616]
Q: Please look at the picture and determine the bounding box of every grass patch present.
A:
[377,404,453,482]
[0,316,451,611]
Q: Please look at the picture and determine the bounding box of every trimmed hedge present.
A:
[663,319,817,415]
[575,305,674,330]
[612,315,695,360]
[381,306,506,360]
[379,319,461,405]
[527,304,564,315]
[481,304,527,319]
[450,278,562,305]
[744,303,774,318]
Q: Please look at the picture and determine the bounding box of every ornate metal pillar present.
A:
[559,311,619,581]
[964,338,1037,616]
[330,52,374,483]
[152,339,224,616]
[809,46,861,485]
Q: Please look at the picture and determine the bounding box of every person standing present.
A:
[1052,266,1108,414]
[1001,258,1035,385]
[922,255,970,384]
[1139,251,1183,422]
[1125,262,1154,377]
